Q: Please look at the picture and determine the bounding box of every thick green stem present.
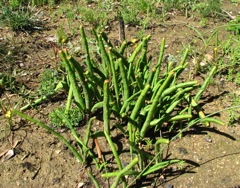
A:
[140,71,174,138]
[110,157,139,188]
[194,66,217,103]
[20,81,64,111]
[155,138,169,163]
[119,58,130,102]
[65,83,73,114]
[104,132,127,187]
[98,34,111,77]
[128,35,151,64]
[153,38,165,86]
[59,50,85,112]
[103,80,110,134]
[180,48,189,66]
[109,52,120,109]
[128,84,150,140]
[68,56,91,112]
[80,26,93,73]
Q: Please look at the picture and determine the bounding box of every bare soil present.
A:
[0,1,240,188]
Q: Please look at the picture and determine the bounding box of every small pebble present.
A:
[52,177,61,184]
[190,126,200,133]
[171,165,178,172]
[230,129,235,133]
[166,184,174,188]
[204,137,212,143]
[178,147,188,155]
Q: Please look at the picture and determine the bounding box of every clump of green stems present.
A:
[11,26,224,187]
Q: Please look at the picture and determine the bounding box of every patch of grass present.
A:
[185,26,219,76]
[193,0,222,17]
[227,92,240,126]
[120,4,140,25]
[227,16,240,36]
[0,70,28,97]
[218,30,240,86]
[56,25,68,46]
[120,0,159,26]
[2,0,57,7]
[78,5,108,27]
[0,72,17,94]
[0,5,43,32]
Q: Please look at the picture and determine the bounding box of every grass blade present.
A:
[12,109,83,163]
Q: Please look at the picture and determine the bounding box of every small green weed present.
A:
[37,69,61,97]
[0,73,16,94]
[219,34,240,85]
[120,5,139,25]
[186,26,219,75]
[57,26,68,46]
[49,107,83,127]
[227,16,240,36]
[227,92,240,126]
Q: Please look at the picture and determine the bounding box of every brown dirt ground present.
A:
[0,1,240,188]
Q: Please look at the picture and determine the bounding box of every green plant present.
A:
[11,26,223,187]
[20,78,64,112]
[0,72,17,94]
[161,0,183,11]
[0,5,43,32]
[193,0,222,17]
[227,16,240,36]
[6,0,56,6]
[226,90,240,126]
[9,0,21,8]
[120,0,158,26]
[218,31,240,85]
[186,25,220,76]
[120,5,140,25]
[56,25,69,47]
[49,107,83,127]
[78,5,107,27]
[37,69,61,97]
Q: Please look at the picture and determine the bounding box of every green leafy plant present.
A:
[37,69,61,97]
[49,107,83,127]
[11,26,223,187]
